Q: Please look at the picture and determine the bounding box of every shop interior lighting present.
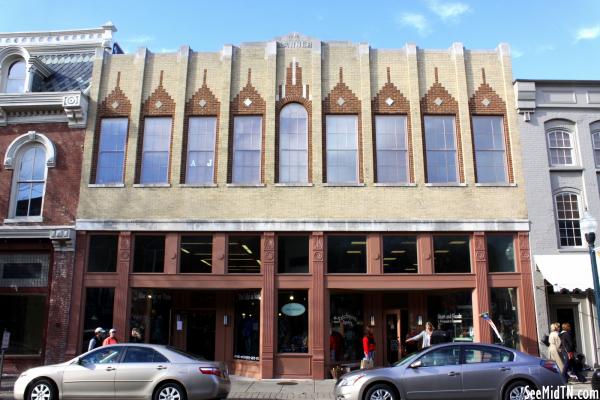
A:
[242,244,253,254]
[201,259,212,267]
[434,249,449,253]
[346,250,362,254]
[449,241,466,245]
[351,241,366,245]
[289,295,294,300]
[257,260,261,265]
[401,241,416,245]
[391,250,406,254]
[383,257,396,261]
[180,248,190,254]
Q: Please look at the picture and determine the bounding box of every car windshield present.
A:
[165,346,206,361]
[393,350,424,367]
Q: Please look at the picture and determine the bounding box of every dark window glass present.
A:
[278,236,309,273]
[327,236,367,273]
[330,294,364,361]
[123,346,169,363]
[0,294,45,354]
[234,291,260,360]
[129,290,171,345]
[2,263,43,279]
[82,288,114,353]
[490,288,519,349]
[0,254,49,287]
[278,290,308,353]
[15,145,46,217]
[427,290,474,342]
[463,346,514,364]
[555,192,582,247]
[419,346,461,367]
[180,236,212,273]
[487,235,515,273]
[88,235,118,272]
[383,236,418,273]
[81,347,123,364]
[433,236,470,273]
[133,236,165,273]
[228,236,260,273]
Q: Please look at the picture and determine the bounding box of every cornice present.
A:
[0,91,88,128]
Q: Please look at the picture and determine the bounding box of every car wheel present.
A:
[27,379,56,400]
[504,380,534,400]
[365,384,396,400]
[154,382,187,400]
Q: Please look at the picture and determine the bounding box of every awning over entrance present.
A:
[535,254,596,292]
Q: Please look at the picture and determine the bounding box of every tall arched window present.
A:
[554,192,582,247]
[6,60,26,93]
[12,144,47,217]
[279,103,308,183]
[547,129,574,166]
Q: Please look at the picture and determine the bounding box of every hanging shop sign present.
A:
[282,303,306,316]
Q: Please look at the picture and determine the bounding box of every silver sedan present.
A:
[334,342,565,400]
[14,344,230,400]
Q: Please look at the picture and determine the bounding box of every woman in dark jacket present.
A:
[560,323,586,383]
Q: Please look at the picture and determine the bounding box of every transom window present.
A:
[140,117,172,184]
[592,131,600,168]
[279,104,308,183]
[13,145,46,217]
[472,116,507,183]
[6,60,26,93]
[186,117,216,184]
[375,115,408,183]
[326,115,358,183]
[96,118,128,184]
[232,116,262,184]
[424,116,458,183]
[547,129,574,166]
[555,192,582,247]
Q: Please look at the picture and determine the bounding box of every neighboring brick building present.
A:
[71,33,537,378]
[0,23,116,373]
[515,79,600,367]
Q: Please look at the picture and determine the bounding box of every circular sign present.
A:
[281,303,306,316]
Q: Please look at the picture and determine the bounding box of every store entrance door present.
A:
[171,310,216,360]
[384,309,402,365]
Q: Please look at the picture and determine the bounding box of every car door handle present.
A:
[157,365,167,370]
[447,371,461,376]
[500,367,511,371]
[105,366,116,371]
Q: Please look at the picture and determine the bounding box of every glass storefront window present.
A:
[490,288,520,349]
[133,236,165,273]
[234,291,260,360]
[82,288,114,352]
[0,254,49,287]
[228,236,261,273]
[278,236,309,273]
[180,236,212,273]
[88,235,118,272]
[433,235,471,273]
[427,290,474,343]
[0,294,45,355]
[487,235,515,273]
[278,290,308,353]
[327,236,367,273]
[382,236,418,273]
[130,289,171,344]
[330,294,364,361]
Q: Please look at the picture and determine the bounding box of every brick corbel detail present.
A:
[181,69,221,183]
[468,68,514,183]
[135,71,176,184]
[90,72,133,183]
[275,61,313,183]
[322,67,363,183]
[372,67,414,183]
[260,232,275,378]
[228,69,267,183]
[420,68,464,183]
[472,232,492,344]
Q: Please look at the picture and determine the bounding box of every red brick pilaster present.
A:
[65,232,87,358]
[260,232,275,378]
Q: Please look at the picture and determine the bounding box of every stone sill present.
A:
[274,183,314,187]
[549,166,584,172]
[226,183,266,188]
[374,183,417,187]
[4,217,43,224]
[424,183,467,187]
[322,183,366,187]
[557,248,588,253]
[132,183,171,188]
[179,183,218,188]
[475,183,517,187]
[88,183,125,188]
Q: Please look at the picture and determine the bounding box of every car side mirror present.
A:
[409,360,422,369]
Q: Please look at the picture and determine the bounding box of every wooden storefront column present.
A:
[310,232,326,379]
[212,234,226,274]
[418,234,433,275]
[260,232,275,378]
[517,232,539,355]
[65,232,87,358]
[113,232,132,343]
[367,234,382,274]
[164,233,179,274]
[472,232,492,344]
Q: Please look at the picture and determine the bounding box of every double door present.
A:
[171,309,216,360]
[384,309,408,365]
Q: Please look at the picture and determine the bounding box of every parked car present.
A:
[334,342,564,400]
[14,344,230,400]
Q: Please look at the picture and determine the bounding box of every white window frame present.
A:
[547,128,576,167]
[186,116,217,184]
[96,117,128,184]
[472,116,508,183]
[279,103,308,184]
[592,129,600,168]
[140,117,172,184]
[424,115,458,183]
[375,115,409,183]
[8,144,48,221]
[326,115,359,184]
[554,191,583,248]
[232,115,263,184]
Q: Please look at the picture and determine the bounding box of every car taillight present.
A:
[199,367,222,377]
[541,360,560,373]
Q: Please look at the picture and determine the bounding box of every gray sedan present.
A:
[14,344,230,400]
[334,343,565,400]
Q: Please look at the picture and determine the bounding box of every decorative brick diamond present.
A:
[199,99,207,108]
[481,98,491,107]
[385,97,394,106]
[337,97,345,106]
[434,97,443,106]
[111,101,119,109]
[243,98,252,107]
[155,100,162,109]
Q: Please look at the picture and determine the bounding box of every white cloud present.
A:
[426,0,472,21]
[397,13,430,36]
[124,35,154,44]
[575,25,600,42]
[511,48,524,59]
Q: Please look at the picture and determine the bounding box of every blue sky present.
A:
[1,0,599,79]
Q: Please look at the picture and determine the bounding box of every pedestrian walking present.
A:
[361,326,376,368]
[406,322,434,349]
[547,322,564,372]
[88,327,105,351]
[560,323,586,383]
[103,328,118,346]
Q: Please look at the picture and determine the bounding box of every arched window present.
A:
[12,144,47,217]
[554,192,582,247]
[547,129,574,166]
[592,128,600,168]
[279,103,308,183]
[6,60,26,93]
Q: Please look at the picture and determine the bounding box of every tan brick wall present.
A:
[78,41,527,221]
